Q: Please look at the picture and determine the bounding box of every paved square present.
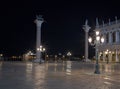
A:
[0,61,120,89]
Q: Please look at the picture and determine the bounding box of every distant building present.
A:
[96,17,120,62]
[23,51,36,61]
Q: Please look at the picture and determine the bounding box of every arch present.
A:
[106,32,109,43]
[112,31,116,43]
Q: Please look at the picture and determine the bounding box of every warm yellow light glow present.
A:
[109,51,111,53]
[37,48,40,51]
[0,54,3,56]
[96,36,100,41]
[40,45,42,48]
[55,55,57,58]
[88,37,92,43]
[40,48,42,51]
[100,52,102,54]
[43,48,45,51]
[37,45,46,52]
[96,31,99,36]
[46,55,49,57]
[107,49,109,52]
[101,37,104,43]
[105,51,107,54]
[12,56,17,59]
[105,50,108,54]
[67,52,72,56]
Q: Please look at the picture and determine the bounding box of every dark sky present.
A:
[0,0,120,57]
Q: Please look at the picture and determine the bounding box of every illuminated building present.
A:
[96,17,120,62]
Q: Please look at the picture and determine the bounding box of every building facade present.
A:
[96,18,120,62]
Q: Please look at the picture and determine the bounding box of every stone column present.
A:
[109,32,112,44]
[116,31,119,43]
[82,20,91,62]
[103,51,106,62]
[108,52,112,62]
[115,49,119,62]
[34,15,44,63]
[103,34,106,44]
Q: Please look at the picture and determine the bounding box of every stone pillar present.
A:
[108,52,112,62]
[103,34,106,44]
[116,31,119,43]
[34,15,44,63]
[103,51,106,62]
[83,20,91,62]
[109,32,112,44]
[115,49,119,62]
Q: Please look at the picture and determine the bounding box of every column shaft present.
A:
[108,52,112,62]
[36,26,41,60]
[103,51,105,62]
[109,32,112,44]
[116,49,119,62]
[116,31,119,43]
[85,32,88,61]
[103,34,106,44]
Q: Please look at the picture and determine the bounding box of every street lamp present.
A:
[37,45,46,63]
[67,52,72,60]
[39,45,46,52]
[88,30,104,74]
[0,54,3,61]
[55,55,57,62]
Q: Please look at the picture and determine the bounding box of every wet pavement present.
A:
[0,61,120,89]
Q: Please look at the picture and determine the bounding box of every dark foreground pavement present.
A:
[0,61,120,89]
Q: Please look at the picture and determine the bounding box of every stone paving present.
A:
[0,61,120,89]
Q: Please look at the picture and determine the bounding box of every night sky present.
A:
[1,0,120,57]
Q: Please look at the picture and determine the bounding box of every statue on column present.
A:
[83,19,91,62]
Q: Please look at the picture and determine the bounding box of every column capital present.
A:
[83,20,91,32]
[34,15,44,27]
[35,19,44,27]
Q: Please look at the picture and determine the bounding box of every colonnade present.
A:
[103,31,120,44]
[96,18,120,62]
[98,49,120,62]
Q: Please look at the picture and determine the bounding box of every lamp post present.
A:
[0,54,3,61]
[67,52,72,61]
[46,55,49,62]
[37,45,46,63]
[88,30,104,74]
[55,55,57,62]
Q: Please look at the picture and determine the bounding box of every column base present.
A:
[33,58,44,63]
[85,59,91,62]
[116,58,119,62]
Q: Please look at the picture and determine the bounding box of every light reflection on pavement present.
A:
[0,61,120,89]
